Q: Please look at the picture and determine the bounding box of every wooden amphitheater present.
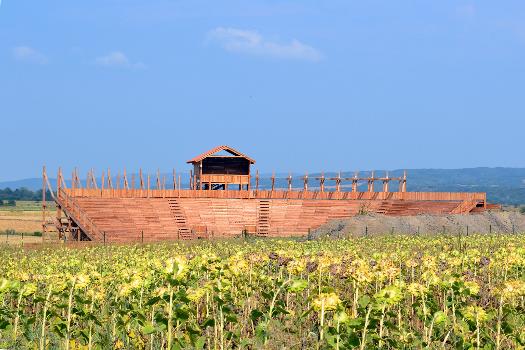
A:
[42,145,498,242]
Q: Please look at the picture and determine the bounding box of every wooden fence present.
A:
[63,188,486,202]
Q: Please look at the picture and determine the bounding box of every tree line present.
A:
[0,188,53,201]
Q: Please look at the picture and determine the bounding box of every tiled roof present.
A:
[186,145,256,164]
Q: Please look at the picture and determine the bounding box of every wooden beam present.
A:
[107,168,113,189]
[42,166,46,236]
[123,169,129,190]
[303,173,308,191]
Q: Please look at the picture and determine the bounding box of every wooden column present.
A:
[352,172,358,193]
[123,169,129,190]
[42,166,46,236]
[368,171,375,192]
[147,174,150,197]
[107,168,113,189]
[382,172,390,193]
[199,162,203,190]
[303,173,308,191]
[271,172,275,192]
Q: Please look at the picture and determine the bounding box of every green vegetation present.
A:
[0,188,52,202]
[0,235,525,348]
[0,229,42,237]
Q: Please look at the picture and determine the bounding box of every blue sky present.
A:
[1,0,524,181]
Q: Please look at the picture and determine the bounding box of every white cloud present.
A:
[208,27,322,62]
[12,46,48,64]
[95,51,146,69]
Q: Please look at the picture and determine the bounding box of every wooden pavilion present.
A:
[187,145,255,191]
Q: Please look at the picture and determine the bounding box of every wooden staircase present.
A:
[167,199,193,240]
[57,189,104,241]
[451,200,480,214]
[257,199,271,236]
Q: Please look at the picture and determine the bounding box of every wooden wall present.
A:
[66,196,479,242]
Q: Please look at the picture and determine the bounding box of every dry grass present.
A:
[0,235,43,245]
[0,201,53,233]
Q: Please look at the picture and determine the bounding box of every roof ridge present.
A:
[186,145,255,164]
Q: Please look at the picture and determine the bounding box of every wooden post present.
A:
[336,172,341,192]
[271,171,275,192]
[101,171,105,191]
[139,168,144,190]
[107,168,113,189]
[352,172,358,193]
[71,170,75,194]
[91,169,98,190]
[190,170,194,190]
[255,170,260,193]
[368,171,375,192]
[178,175,181,197]
[57,167,61,193]
[156,169,161,190]
[383,171,389,193]
[123,169,129,190]
[42,166,47,236]
[304,173,308,191]
[199,162,203,190]
[288,173,292,191]
[320,172,325,192]
[147,174,150,197]
[173,169,176,190]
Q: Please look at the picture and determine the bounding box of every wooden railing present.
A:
[200,174,250,185]
[63,188,486,203]
[58,188,104,241]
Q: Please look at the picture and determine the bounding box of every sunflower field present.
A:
[1,234,525,349]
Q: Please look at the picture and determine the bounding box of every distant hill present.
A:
[1,167,524,205]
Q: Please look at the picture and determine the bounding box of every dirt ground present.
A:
[311,210,525,239]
